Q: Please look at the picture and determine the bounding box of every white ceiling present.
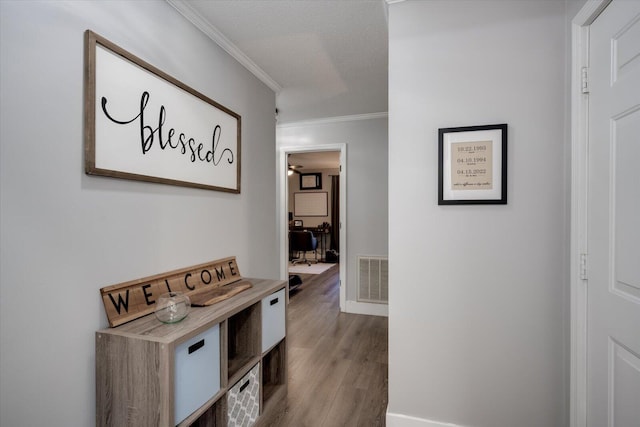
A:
[169,0,389,124]
[288,151,341,170]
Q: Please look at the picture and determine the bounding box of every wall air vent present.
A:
[357,256,388,304]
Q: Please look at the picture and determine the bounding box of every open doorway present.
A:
[287,151,340,265]
[278,145,347,311]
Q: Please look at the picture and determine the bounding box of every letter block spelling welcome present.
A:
[100,256,242,327]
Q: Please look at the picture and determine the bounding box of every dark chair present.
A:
[290,230,318,265]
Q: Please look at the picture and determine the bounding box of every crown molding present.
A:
[277,112,388,128]
[166,0,282,93]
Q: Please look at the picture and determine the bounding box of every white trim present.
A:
[573,0,612,26]
[277,112,388,129]
[345,300,388,317]
[386,412,470,427]
[570,2,611,427]
[278,144,347,312]
[166,0,282,93]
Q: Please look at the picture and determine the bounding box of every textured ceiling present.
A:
[173,0,389,124]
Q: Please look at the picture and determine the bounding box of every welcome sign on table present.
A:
[84,30,241,193]
[99,256,245,327]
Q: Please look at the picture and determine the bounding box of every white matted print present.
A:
[438,124,507,205]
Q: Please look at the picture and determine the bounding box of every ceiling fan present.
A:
[288,164,303,175]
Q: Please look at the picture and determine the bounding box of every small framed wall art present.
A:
[300,173,322,190]
[438,123,507,205]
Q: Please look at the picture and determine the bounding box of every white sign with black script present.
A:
[85,30,241,193]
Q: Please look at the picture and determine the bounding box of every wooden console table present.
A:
[96,277,287,426]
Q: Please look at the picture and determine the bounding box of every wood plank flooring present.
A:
[262,265,388,426]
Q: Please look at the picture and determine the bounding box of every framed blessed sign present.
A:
[84,30,241,193]
[438,124,507,205]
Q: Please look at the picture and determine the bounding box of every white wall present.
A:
[277,116,388,305]
[0,1,276,426]
[388,1,568,427]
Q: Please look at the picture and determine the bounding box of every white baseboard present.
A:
[386,412,470,427]
[344,300,388,317]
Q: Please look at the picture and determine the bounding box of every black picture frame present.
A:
[438,124,507,205]
[300,172,322,190]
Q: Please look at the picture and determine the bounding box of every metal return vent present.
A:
[357,256,388,304]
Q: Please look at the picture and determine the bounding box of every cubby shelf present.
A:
[262,339,287,409]
[227,302,261,380]
[95,277,287,427]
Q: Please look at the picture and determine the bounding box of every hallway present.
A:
[263,266,388,426]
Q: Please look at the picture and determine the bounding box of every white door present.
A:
[587,1,640,426]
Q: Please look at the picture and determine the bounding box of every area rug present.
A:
[288,262,336,275]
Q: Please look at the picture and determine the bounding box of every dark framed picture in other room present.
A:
[300,173,322,190]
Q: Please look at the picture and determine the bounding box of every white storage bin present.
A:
[261,288,285,352]
[227,363,260,427]
[174,323,221,425]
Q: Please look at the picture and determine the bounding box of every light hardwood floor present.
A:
[262,265,388,426]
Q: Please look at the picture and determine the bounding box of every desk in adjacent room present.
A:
[289,226,330,262]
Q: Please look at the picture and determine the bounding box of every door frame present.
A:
[277,143,347,312]
[570,1,612,426]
